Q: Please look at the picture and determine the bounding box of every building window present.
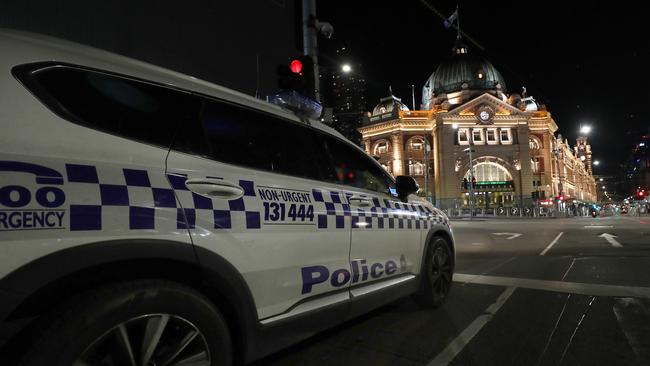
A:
[409,161,424,176]
[373,140,390,155]
[531,159,539,173]
[409,137,424,151]
[458,128,469,145]
[486,129,498,145]
[472,128,484,145]
[500,128,512,144]
[464,162,513,182]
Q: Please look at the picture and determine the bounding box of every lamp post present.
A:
[464,147,476,218]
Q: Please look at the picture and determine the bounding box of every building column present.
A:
[363,139,371,154]
[391,133,404,176]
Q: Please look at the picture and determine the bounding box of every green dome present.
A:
[431,39,506,94]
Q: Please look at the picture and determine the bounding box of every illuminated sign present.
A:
[475,181,512,186]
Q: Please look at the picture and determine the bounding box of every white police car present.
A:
[0,30,455,365]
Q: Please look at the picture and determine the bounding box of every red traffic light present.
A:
[289,59,303,74]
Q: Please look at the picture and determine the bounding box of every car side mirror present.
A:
[396,175,419,202]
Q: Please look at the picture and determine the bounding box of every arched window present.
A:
[373,140,390,155]
[408,137,425,151]
[529,137,541,151]
[464,162,513,182]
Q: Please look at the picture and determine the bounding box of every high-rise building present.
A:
[321,46,367,145]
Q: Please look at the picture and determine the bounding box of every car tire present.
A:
[413,236,454,308]
[19,279,232,366]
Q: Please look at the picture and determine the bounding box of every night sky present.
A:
[318,0,649,175]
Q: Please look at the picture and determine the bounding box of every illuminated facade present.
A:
[358,38,597,209]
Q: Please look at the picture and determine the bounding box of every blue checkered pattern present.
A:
[66,164,178,231]
[168,173,260,230]
[313,188,351,229]
[312,188,448,230]
[65,164,262,231]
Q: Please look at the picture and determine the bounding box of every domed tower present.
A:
[422,38,507,109]
[371,92,410,117]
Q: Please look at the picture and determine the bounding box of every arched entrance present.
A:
[461,158,516,208]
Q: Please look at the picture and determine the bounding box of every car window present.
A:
[173,97,338,183]
[321,134,396,195]
[25,66,199,148]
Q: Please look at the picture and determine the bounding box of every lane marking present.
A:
[584,225,614,229]
[492,232,523,240]
[454,273,650,298]
[599,233,622,247]
[471,242,484,246]
[539,232,564,256]
[427,287,515,366]
[613,298,650,364]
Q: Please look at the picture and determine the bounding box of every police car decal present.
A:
[0,161,66,231]
[301,255,408,294]
[257,186,315,224]
[1,160,448,233]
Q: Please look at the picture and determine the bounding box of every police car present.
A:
[0,30,455,365]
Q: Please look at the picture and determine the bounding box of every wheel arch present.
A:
[0,239,258,364]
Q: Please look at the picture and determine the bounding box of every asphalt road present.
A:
[253,214,650,366]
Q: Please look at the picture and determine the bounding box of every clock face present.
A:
[476,105,494,124]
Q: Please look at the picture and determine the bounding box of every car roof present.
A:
[0,28,347,141]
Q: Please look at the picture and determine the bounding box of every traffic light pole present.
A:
[302,0,321,102]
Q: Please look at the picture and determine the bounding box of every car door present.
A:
[320,135,423,291]
[165,97,352,321]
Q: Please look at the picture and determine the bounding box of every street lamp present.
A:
[464,147,476,218]
[593,160,600,166]
[341,64,351,73]
[580,125,592,135]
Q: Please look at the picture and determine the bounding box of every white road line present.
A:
[453,273,650,298]
[584,225,614,229]
[427,287,516,366]
[539,232,564,256]
[613,298,650,363]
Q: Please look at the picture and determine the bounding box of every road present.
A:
[253,215,650,366]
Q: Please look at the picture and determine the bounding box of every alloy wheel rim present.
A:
[431,245,452,298]
[74,313,211,366]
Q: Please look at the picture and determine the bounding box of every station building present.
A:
[358,38,597,210]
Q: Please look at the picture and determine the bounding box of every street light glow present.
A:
[593,160,600,166]
[341,64,351,73]
[580,125,592,135]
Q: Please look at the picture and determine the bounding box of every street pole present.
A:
[465,147,475,219]
[302,0,321,102]
[424,131,430,203]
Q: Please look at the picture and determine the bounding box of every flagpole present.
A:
[411,84,416,110]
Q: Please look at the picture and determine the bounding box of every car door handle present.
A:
[185,178,244,200]
[349,197,372,207]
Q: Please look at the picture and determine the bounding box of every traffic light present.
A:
[277,55,315,99]
[635,189,646,200]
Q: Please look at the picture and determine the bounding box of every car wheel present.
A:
[19,280,232,366]
[414,236,454,308]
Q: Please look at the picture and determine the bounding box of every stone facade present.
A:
[359,93,597,210]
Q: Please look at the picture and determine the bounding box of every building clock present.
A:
[476,105,494,124]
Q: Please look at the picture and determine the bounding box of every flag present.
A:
[444,9,458,28]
